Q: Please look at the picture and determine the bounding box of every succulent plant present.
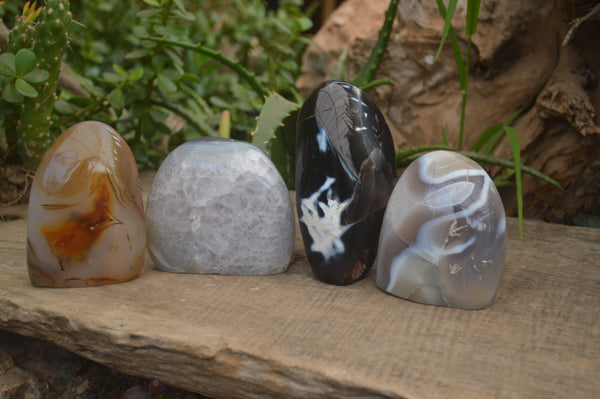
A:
[5,0,71,167]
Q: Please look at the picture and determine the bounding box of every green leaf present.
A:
[0,53,16,76]
[107,88,125,109]
[209,96,230,109]
[2,83,24,103]
[142,0,160,6]
[466,0,482,36]
[136,8,161,18]
[141,36,269,99]
[23,68,49,84]
[172,9,196,22]
[125,48,151,60]
[129,67,144,81]
[156,73,177,93]
[173,0,189,13]
[113,64,128,78]
[15,78,38,98]
[15,49,36,76]
[102,71,126,84]
[503,125,524,237]
[179,73,202,84]
[54,99,80,114]
[295,16,313,32]
[434,0,459,60]
[252,92,300,154]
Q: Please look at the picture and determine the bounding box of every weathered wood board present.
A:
[1,172,599,398]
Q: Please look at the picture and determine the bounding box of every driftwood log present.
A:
[299,0,600,224]
[1,171,599,398]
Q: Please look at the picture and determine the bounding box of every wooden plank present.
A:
[1,172,599,398]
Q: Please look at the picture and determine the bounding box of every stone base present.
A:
[0,331,206,399]
[1,172,599,398]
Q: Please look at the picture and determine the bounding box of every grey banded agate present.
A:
[376,151,507,309]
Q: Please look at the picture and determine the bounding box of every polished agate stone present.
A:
[296,80,397,285]
[27,121,146,287]
[376,150,507,309]
[146,137,295,275]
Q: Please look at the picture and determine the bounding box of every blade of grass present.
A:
[396,145,452,167]
[460,151,562,190]
[472,124,502,153]
[436,0,468,149]
[360,79,396,92]
[472,102,532,153]
[396,148,562,193]
[435,0,465,85]
[331,46,349,81]
[504,125,523,236]
[466,0,482,36]
[434,0,459,60]
[441,125,449,146]
[482,129,504,155]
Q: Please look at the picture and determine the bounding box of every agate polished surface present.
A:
[376,151,507,309]
[296,80,397,285]
[146,137,295,275]
[27,121,146,287]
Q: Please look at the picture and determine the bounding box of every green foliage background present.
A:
[1,0,312,168]
[0,0,558,232]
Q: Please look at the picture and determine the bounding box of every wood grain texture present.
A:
[1,172,599,398]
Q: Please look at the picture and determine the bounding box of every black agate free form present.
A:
[296,80,397,285]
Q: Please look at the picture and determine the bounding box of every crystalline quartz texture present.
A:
[376,151,507,309]
[146,138,295,275]
[27,121,146,287]
[296,80,397,285]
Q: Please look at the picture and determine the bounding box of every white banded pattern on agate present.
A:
[376,151,507,309]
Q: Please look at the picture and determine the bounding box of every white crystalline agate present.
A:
[299,176,352,261]
[376,151,507,309]
[146,138,295,275]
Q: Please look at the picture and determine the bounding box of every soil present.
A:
[0,163,33,211]
[0,330,208,398]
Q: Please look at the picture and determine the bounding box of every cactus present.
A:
[352,0,399,89]
[6,0,71,167]
[4,4,37,155]
[7,15,37,53]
